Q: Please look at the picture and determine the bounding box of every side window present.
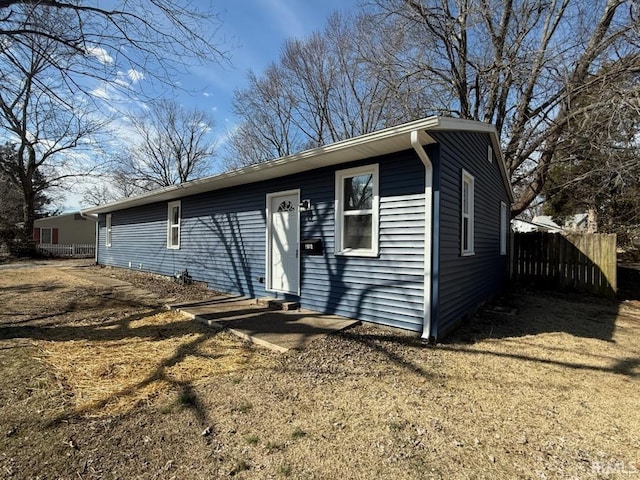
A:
[167,201,181,249]
[335,164,379,257]
[105,214,112,247]
[461,170,475,256]
[41,227,52,245]
[500,201,508,255]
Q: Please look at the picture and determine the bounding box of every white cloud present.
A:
[90,85,111,101]
[203,92,211,97]
[86,46,114,65]
[88,68,147,105]
[112,78,130,88]
[127,69,145,83]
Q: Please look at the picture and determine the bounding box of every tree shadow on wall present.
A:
[187,210,265,300]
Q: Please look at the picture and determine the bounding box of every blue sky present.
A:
[62,0,360,211]
[175,0,360,149]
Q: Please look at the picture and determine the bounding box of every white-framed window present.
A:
[500,201,508,255]
[461,170,475,256]
[105,214,112,247]
[41,227,52,245]
[167,201,181,249]
[335,164,379,257]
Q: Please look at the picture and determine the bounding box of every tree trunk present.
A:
[22,188,35,236]
[587,208,598,234]
[17,146,37,256]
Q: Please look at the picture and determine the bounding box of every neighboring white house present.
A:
[512,213,593,234]
[33,212,96,245]
[563,213,591,232]
[512,215,563,233]
[33,212,97,257]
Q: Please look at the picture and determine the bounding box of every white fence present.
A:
[37,243,95,258]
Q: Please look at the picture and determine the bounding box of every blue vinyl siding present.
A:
[98,149,426,331]
[432,131,510,338]
[99,186,269,299]
[300,150,425,331]
[96,130,511,339]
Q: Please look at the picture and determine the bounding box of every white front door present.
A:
[267,191,300,294]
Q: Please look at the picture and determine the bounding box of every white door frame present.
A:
[265,189,301,295]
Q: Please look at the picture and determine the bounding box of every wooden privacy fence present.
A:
[37,243,95,258]
[512,232,617,298]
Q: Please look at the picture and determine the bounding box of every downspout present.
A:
[79,210,98,264]
[410,131,436,341]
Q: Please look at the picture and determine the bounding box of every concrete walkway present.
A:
[63,265,359,352]
[169,296,360,352]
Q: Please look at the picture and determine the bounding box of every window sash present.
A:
[343,213,373,250]
[41,227,52,245]
[343,173,374,211]
[335,165,379,256]
[462,182,470,215]
[461,171,474,256]
[500,201,507,255]
[105,214,112,247]
[167,202,181,249]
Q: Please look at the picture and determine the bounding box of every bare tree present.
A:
[322,13,409,138]
[0,8,110,241]
[223,67,301,168]
[83,98,217,205]
[80,170,145,207]
[370,0,639,215]
[0,2,226,249]
[225,12,408,168]
[0,1,227,99]
[115,99,216,190]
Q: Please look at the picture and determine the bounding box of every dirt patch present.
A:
[86,264,217,303]
[1,263,639,479]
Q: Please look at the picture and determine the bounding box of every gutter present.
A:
[410,130,437,342]
[79,209,99,264]
[78,210,98,222]
[83,116,510,215]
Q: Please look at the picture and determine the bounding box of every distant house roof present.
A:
[511,218,538,233]
[512,216,563,233]
[564,213,589,230]
[34,212,97,223]
[84,116,514,215]
[531,215,563,232]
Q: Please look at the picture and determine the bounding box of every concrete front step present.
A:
[257,297,300,311]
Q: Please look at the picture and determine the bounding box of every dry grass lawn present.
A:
[0,263,639,479]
